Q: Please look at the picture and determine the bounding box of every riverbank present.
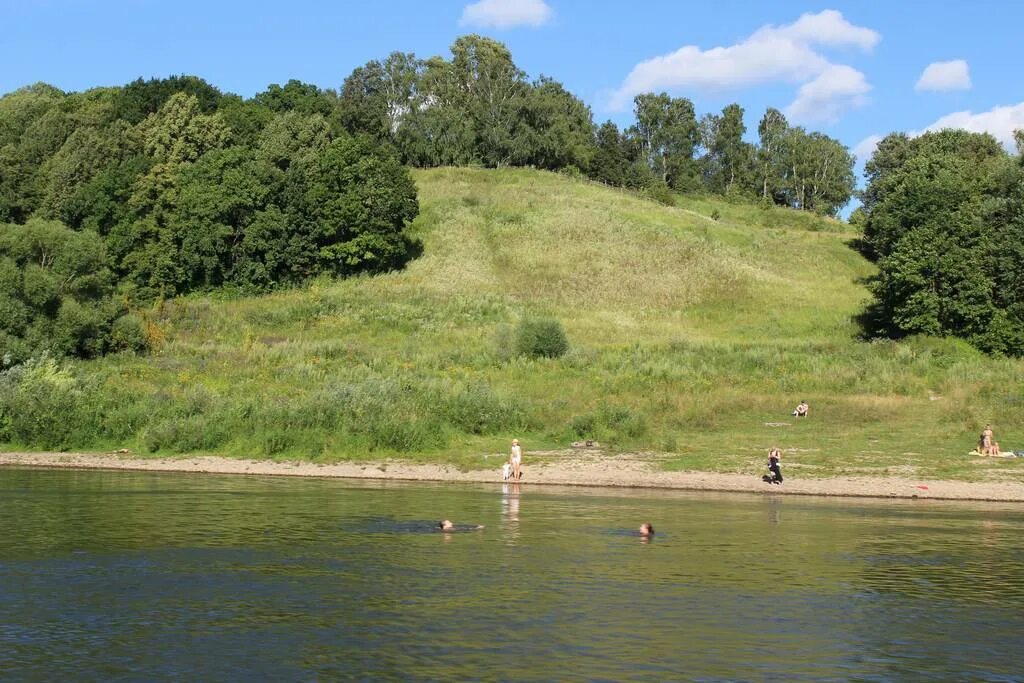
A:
[3,450,1024,502]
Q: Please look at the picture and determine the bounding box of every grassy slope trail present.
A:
[23,167,1024,482]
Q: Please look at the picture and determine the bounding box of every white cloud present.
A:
[918,102,1024,150]
[459,0,552,29]
[754,9,879,51]
[853,134,883,162]
[786,64,870,124]
[915,60,971,92]
[607,9,879,122]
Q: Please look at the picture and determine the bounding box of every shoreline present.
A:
[3,451,1024,503]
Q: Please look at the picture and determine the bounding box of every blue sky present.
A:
[3,0,1023,168]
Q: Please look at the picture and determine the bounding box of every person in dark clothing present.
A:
[767,447,783,484]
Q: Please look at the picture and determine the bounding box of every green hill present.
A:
[13,168,1024,480]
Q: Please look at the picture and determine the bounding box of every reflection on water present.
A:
[1,468,1023,680]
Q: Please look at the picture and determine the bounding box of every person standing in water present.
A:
[510,438,523,481]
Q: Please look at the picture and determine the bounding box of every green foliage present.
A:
[0,41,865,367]
[112,75,223,124]
[109,314,148,353]
[700,103,755,196]
[2,167,1023,484]
[858,129,1024,355]
[0,86,73,222]
[253,79,337,117]
[136,92,230,165]
[296,135,421,275]
[630,92,699,188]
[0,76,423,329]
[568,404,646,443]
[0,356,87,449]
[440,381,528,435]
[0,219,134,361]
[645,181,675,206]
[143,414,231,453]
[757,107,788,200]
[514,317,569,359]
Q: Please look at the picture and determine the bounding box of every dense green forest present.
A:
[0,79,418,362]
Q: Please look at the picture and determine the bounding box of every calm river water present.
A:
[1,467,1023,681]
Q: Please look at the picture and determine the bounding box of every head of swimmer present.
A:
[438,519,454,531]
[639,522,654,536]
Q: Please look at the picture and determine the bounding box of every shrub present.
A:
[442,381,527,435]
[0,356,87,449]
[109,313,149,353]
[569,412,596,438]
[493,323,516,362]
[142,414,230,453]
[566,404,646,444]
[514,317,569,359]
[644,181,675,206]
[0,219,125,361]
[710,209,721,221]
[366,416,445,452]
[559,165,583,180]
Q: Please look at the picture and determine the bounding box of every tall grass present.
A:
[2,167,1023,481]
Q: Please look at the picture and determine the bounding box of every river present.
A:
[1,467,1023,681]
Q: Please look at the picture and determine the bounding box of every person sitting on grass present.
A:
[793,401,809,418]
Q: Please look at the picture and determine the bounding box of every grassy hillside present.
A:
[13,168,1024,480]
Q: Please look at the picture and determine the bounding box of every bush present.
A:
[441,381,527,435]
[566,404,646,443]
[366,416,445,452]
[710,209,721,221]
[644,181,675,206]
[514,317,569,359]
[109,313,149,353]
[0,356,87,449]
[142,414,230,453]
[569,412,596,438]
[0,219,124,361]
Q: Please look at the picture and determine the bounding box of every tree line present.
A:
[339,36,855,215]
[855,129,1024,356]
[0,34,857,361]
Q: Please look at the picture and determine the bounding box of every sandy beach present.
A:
[3,449,1024,502]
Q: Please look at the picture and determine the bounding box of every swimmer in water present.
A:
[639,522,654,536]
[437,519,484,531]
